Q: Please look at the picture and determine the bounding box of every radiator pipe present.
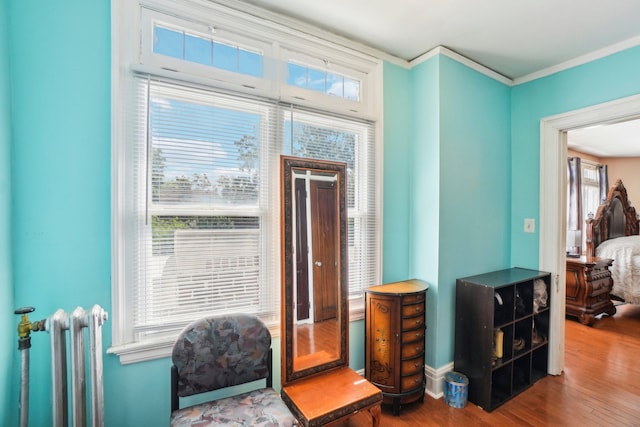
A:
[15,307,46,427]
[49,309,69,427]
[88,305,108,427]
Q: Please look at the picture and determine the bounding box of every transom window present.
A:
[287,61,360,101]
[153,24,264,77]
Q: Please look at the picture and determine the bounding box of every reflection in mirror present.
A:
[281,156,348,385]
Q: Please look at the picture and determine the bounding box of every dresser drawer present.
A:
[401,371,423,392]
[402,293,425,304]
[402,327,425,344]
[401,356,424,376]
[402,302,425,317]
[401,342,424,359]
[402,314,424,330]
[589,278,611,297]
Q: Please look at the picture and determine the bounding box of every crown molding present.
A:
[514,35,640,85]
[409,46,513,86]
[209,0,409,68]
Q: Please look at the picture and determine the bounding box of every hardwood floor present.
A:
[351,303,640,426]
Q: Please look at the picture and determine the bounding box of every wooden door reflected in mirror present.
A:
[281,156,348,385]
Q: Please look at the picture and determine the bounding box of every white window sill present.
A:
[109,309,365,365]
[108,338,175,365]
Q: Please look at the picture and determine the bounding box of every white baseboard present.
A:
[424,361,453,398]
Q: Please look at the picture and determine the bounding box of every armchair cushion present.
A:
[172,314,271,396]
[170,387,297,427]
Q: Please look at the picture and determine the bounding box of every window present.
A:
[287,61,360,101]
[581,161,601,220]
[581,160,602,251]
[112,0,381,363]
[153,24,264,77]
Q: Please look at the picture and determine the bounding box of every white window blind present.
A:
[127,77,281,342]
[120,75,377,351]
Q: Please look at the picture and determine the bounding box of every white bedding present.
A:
[595,235,640,304]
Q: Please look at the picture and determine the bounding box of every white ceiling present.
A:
[568,119,640,158]
[241,0,640,157]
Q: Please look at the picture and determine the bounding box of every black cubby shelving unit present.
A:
[454,268,551,411]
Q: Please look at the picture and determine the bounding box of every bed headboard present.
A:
[585,179,640,257]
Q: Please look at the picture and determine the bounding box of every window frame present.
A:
[140,80,281,343]
[111,0,382,364]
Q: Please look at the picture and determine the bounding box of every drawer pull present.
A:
[415,320,422,325]
[414,378,421,383]
[414,363,421,368]
[416,332,421,338]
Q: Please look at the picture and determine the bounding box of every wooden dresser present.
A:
[364,279,428,415]
[565,256,616,326]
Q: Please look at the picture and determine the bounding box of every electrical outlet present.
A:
[524,218,535,233]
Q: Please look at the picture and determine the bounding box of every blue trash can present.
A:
[443,371,469,408]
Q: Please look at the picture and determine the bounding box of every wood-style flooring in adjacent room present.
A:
[350,303,640,427]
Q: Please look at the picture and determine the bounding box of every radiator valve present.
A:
[15,307,46,350]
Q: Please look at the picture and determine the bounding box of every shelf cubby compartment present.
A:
[512,353,532,393]
[531,346,548,383]
[493,287,514,327]
[490,364,512,409]
[532,313,549,349]
[493,324,513,364]
[515,281,534,318]
[514,317,533,356]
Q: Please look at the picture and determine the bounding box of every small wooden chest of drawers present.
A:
[565,256,616,326]
[365,279,429,415]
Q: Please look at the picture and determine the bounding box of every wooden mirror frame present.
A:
[280,155,349,385]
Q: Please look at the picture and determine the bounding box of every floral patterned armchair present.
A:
[170,314,297,427]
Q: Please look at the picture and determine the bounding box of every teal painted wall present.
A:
[8,1,111,425]
[436,56,511,366]
[382,62,412,283]
[510,46,640,268]
[1,0,14,424]
[409,56,511,367]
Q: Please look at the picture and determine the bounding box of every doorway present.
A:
[293,172,340,324]
[540,93,640,375]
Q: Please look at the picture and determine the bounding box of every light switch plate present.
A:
[524,218,535,233]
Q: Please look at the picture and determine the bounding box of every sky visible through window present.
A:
[151,98,259,177]
[150,94,263,206]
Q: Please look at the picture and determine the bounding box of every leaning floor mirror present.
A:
[280,155,382,427]
[280,155,349,385]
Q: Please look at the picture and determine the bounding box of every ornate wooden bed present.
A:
[585,179,640,303]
